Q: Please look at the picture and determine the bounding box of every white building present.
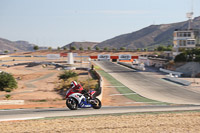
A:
[173,29,200,56]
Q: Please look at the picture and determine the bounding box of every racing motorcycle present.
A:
[65,88,101,110]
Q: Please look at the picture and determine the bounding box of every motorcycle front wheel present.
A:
[66,98,78,110]
[91,98,101,109]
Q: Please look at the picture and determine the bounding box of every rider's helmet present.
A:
[70,81,78,89]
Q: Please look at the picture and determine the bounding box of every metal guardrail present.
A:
[117,62,145,71]
[117,62,136,69]
[160,68,183,77]
[92,70,103,100]
[163,76,191,86]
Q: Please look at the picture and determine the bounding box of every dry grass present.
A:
[1,112,200,133]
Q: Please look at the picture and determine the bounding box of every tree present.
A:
[166,45,172,51]
[112,48,117,51]
[48,47,52,51]
[120,47,125,51]
[14,50,17,53]
[127,48,132,52]
[79,47,84,51]
[174,53,187,62]
[0,72,17,92]
[87,47,91,50]
[104,47,108,51]
[71,46,76,50]
[58,70,78,81]
[157,45,165,51]
[4,50,8,54]
[33,45,39,51]
[95,47,100,51]
[63,47,67,50]
[57,47,61,50]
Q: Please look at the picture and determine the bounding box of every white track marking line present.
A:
[125,102,162,104]
[0,109,26,111]
[104,86,126,87]
[0,117,44,122]
[109,93,137,96]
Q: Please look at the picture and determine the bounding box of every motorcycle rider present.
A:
[70,81,83,93]
[70,81,90,99]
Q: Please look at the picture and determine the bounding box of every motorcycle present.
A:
[65,88,101,110]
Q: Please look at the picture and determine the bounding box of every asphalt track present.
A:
[94,61,200,105]
[1,105,200,121]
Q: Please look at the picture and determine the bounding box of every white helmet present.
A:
[70,81,78,88]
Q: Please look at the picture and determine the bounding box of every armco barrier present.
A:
[163,76,191,86]
[160,68,183,77]
[118,62,134,69]
[91,69,103,101]
[118,62,145,71]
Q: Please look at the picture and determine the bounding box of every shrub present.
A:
[0,72,17,91]
[80,78,99,91]
[71,46,76,50]
[79,47,84,51]
[87,47,91,50]
[56,80,69,91]
[174,48,200,62]
[194,55,200,62]
[174,53,187,62]
[5,94,11,99]
[120,47,125,51]
[95,47,100,51]
[58,70,78,81]
[33,45,39,51]
[104,47,109,51]
[55,77,78,91]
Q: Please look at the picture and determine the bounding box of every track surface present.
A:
[94,61,200,105]
[1,105,200,121]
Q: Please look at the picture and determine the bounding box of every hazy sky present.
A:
[0,0,199,48]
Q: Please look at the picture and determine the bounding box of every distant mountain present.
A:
[0,38,47,53]
[62,41,99,50]
[98,16,200,49]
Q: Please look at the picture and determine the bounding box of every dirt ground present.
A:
[1,112,200,133]
[0,56,140,109]
[1,52,200,132]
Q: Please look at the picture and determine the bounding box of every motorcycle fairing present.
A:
[68,93,84,104]
[78,98,92,108]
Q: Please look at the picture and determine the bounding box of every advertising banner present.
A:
[98,54,110,60]
[119,54,131,60]
[60,53,68,57]
[47,54,60,60]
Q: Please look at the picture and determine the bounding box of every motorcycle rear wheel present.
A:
[91,98,101,109]
[66,98,78,110]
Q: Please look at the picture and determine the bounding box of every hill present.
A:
[62,41,99,50]
[98,16,200,49]
[0,38,47,53]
